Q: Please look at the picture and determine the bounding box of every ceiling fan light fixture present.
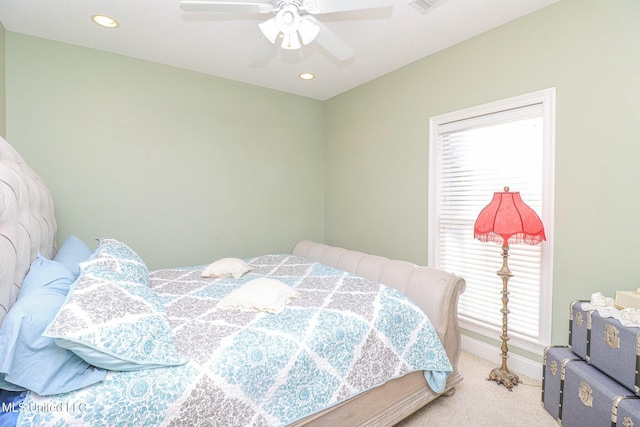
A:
[258,17,280,43]
[275,5,301,35]
[298,16,320,45]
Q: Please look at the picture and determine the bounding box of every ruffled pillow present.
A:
[219,278,297,314]
[201,257,253,280]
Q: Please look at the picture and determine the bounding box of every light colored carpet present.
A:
[395,351,558,427]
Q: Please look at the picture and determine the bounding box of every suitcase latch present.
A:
[550,360,558,376]
[579,382,593,407]
[576,312,583,328]
[605,324,620,349]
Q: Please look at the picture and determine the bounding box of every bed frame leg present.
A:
[441,388,457,397]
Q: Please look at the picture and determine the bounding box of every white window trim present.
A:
[428,88,556,356]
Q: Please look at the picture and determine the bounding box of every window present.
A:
[428,88,555,355]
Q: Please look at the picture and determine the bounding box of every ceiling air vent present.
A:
[408,0,443,14]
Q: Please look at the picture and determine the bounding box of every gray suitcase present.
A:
[542,345,583,421]
[569,299,594,362]
[589,309,640,396]
[562,357,638,427]
[616,396,640,426]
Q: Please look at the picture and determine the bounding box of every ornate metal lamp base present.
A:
[487,367,521,391]
[484,244,522,392]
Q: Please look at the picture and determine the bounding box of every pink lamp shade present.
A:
[474,187,546,247]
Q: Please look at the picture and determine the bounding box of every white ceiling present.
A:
[0,0,560,101]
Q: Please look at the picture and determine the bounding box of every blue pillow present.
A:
[54,235,93,279]
[0,257,106,396]
[18,254,74,298]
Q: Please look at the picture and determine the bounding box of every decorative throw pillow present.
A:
[201,257,253,279]
[0,255,106,395]
[53,235,93,279]
[82,237,149,285]
[44,263,188,371]
[218,278,297,313]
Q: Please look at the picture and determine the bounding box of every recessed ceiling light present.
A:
[92,15,119,28]
[299,73,315,80]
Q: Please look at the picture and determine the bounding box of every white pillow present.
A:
[218,278,298,314]
[201,257,253,279]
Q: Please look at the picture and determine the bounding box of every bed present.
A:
[0,136,466,426]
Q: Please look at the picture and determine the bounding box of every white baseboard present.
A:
[461,334,543,381]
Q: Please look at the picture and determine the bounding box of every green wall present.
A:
[5,34,325,269]
[324,0,640,346]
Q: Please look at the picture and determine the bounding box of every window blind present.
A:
[434,104,545,343]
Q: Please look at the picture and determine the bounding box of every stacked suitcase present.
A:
[542,300,640,426]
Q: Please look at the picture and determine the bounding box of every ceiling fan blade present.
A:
[313,20,354,61]
[298,16,320,45]
[304,0,393,14]
[180,0,276,14]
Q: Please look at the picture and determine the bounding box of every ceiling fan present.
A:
[179,0,394,60]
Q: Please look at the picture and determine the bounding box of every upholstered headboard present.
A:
[0,137,57,324]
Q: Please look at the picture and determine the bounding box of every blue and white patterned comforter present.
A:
[17,254,451,426]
